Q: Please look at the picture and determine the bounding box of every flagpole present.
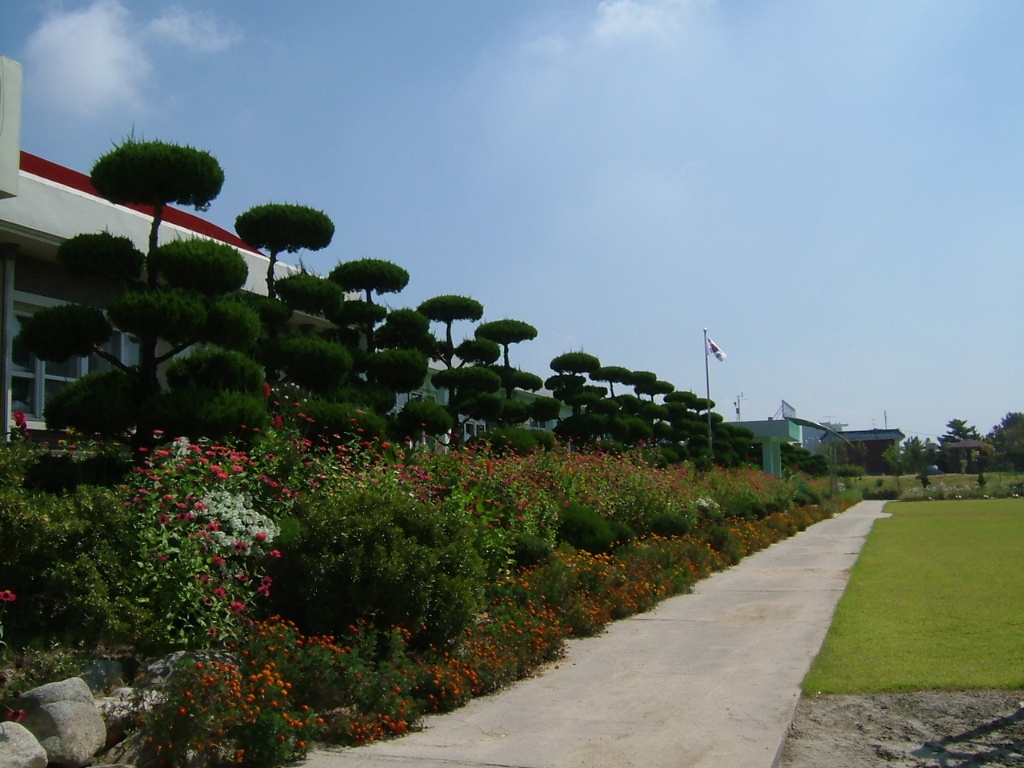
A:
[703,328,713,458]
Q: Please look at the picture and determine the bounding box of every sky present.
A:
[2,0,1022,441]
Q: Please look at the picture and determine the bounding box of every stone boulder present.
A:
[0,721,48,768]
[18,678,106,768]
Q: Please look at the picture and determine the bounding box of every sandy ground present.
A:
[779,690,1024,768]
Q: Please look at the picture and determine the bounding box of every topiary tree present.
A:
[91,137,224,266]
[475,319,537,369]
[329,258,410,353]
[18,139,266,454]
[417,295,484,368]
[235,203,334,299]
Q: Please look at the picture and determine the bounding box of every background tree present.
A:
[987,412,1024,471]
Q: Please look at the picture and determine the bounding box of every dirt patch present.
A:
[779,690,1024,768]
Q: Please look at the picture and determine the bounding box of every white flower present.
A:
[200,488,279,552]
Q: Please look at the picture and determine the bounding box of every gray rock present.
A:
[19,678,94,708]
[21,701,107,768]
[92,730,145,767]
[0,721,48,768]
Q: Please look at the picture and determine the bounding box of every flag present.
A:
[707,337,726,361]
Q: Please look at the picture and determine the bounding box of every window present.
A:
[10,310,139,422]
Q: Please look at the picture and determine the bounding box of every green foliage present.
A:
[91,138,224,211]
[165,347,265,393]
[270,484,486,648]
[648,513,693,538]
[329,258,410,298]
[16,304,112,362]
[235,203,335,255]
[107,288,207,344]
[394,400,453,439]
[242,293,293,331]
[557,502,616,554]
[44,370,138,436]
[56,232,144,282]
[270,335,352,394]
[509,533,553,568]
[530,396,563,423]
[202,298,262,350]
[0,484,146,647]
[148,238,249,295]
[275,272,346,317]
[836,464,865,478]
[366,348,429,393]
[22,451,131,494]
[476,319,538,347]
[455,337,500,365]
[496,368,543,396]
[149,390,269,442]
[473,426,553,455]
[298,400,387,443]
[432,367,502,398]
[417,295,484,324]
[550,351,601,375]
[376,308,432,351]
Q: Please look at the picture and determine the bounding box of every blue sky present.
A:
[2,0,1021,440]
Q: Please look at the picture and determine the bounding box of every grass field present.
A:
[803,498,1024,694]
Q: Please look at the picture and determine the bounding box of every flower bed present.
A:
[0,426,839,764]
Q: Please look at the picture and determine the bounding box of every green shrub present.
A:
[836,464,865,478]
[509,533,552,569]
[705,524,742,565]
[269,484,485,649]
[0,485,145,648]
[648,513,692,538]
[557,502,615,554]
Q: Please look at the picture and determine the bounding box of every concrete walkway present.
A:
[305,500,890,768]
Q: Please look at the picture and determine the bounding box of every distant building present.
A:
[822,429,905,475]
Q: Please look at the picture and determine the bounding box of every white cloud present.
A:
[25,0,151,119]
[591,0,710,43]
[146,6,242,53]
[23,1,241,121]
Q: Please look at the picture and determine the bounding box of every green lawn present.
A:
[803,498,1024,693]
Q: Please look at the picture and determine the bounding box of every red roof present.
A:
[19,151,262,255]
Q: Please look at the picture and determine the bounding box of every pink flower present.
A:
[269,550,282,559]
[257,576,273,597]
[228,601,245,614]
[211,555,226,567]
[0,590,16,602]
[254,531,268,543]
[233,541,249,552]
[213,587,227,597]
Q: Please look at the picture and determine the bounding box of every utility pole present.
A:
[734,392,745,421]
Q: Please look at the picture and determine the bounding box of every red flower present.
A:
[228,601,245,613]
[0,590,16,602]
